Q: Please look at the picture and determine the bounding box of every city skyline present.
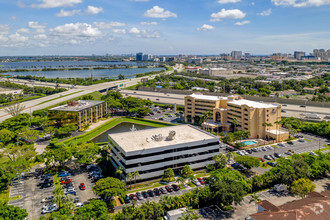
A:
[0,0,330,56]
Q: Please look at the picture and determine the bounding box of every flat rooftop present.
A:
[109,124,218,153]
[228,99,277,109]
[188,93,228,101]
[49,100,104,112]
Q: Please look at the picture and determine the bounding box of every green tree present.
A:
[162,168,175,182]
[4,102,25,117]
[133,171,140,185]
[93,177,126,201]
[290,178,316,198]
[213,153,227,169]
[179,207,201,220]
[118,74,125,80]
[126,172,134,189]
[181,165,193,178]
[115,167,124,180]
[73,143,100,165]
[176,176,186,188]
[74,199,109,220]
[232,118,238,132]
[0,204,28,220]
[18,128,40,143]
[0,129,15,145]
[249,193,261,205]
[234,156,261,169]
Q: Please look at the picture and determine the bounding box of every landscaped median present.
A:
[61,117,176,146]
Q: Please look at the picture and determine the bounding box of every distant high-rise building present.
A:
[136,52,143,61]
[244,53,251,58]
[231,51,242,59]
[313,49,330,60]
[294,51,305,60]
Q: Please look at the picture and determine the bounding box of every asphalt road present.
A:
[0,65,183,122]
[120,90,330,120]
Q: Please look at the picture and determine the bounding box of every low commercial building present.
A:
[108,125,220,182]
[199,68,234,76]
[185,94,288,141]
[48,100,107,130]
[185,66,201,73]
[250,191,330,220]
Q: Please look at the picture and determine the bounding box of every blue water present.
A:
[6,67,165,79]
[243,141,257,145]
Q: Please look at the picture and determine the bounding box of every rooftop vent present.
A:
[166,130,176,141]
[151,134,163,142]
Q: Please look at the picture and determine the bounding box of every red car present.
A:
[260,158,265,162]
[61,179,72,184]
[79,183,86,190]
[197,178,205,185]
[129,194,138,201]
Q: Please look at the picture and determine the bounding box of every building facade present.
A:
[48,100,107,130]
[108,125,220,182]
[231,51,242,59]
[184,94,288,141]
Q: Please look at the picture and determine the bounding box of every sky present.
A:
[0,0,330,56]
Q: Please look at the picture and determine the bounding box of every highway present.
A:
[0,65,183,122]
[120,90,330,120]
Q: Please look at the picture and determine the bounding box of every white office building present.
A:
[108,125,220,182]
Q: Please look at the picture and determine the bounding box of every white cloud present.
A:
[33,34,47,40]
[112,29,126,34]
[93,22,126,29]
[8,33,28,43]
[27,0,83,9]
[272,0,330,7]
[36,29,46,34]
[140,21,158,26]
[144,6,177,18]
[128,27,160,38]
[218,0,241,3]
[0,35,7,42]
[49,23,102,38]
[234,20,250,26]
[258,9,272,16]
[129,27,141,34]
[17,28,30,34]
[0,24,10,34]
[197,24,215,31]
[56,9,81,17]
[211,9,246,21]
[28,21,46,29]
[85,6,104,15]
[9,16,17,21]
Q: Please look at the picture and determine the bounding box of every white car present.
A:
[193,180,201,186]
[75,202,83,208]
[41,196,54,203]
[266,146,273,150]
[278,143,285,147]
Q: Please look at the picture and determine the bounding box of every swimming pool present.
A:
[242,140,257,145]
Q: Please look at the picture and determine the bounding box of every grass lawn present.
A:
[61,117,176,145]
[305,139,312,142]
[38,90,83,105]
[194,173,208,178]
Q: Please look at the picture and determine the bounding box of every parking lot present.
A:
[221,133,328,161]
[8,163,99,220]
[145,105,182,123]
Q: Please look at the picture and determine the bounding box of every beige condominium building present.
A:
[185,94,289,142]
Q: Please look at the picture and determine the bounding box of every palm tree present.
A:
[133,171,140,185]
[232,118,238,132]
[249,193,261,205]
[176,176,186,188]
[179,207,201,220]
[53,194,64,208]
[126,172,134,189]
[115,167,124,180]
[212,155,220,169]
[226,152,234,161]
[187,175,195,185]
[201,111,212,131]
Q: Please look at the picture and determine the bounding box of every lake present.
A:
[92,122,155,143]
[0,61,155,70]
[7,67,165,79]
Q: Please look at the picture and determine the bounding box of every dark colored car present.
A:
[165,185,174,192]
[63,183,74,188]
[231,163,240,168]
[147,190,155,197]
[274,153,282,158]
[124,195,130,204]
[159,187,167,194]
[197,178,205,185]
[300,105,306,108]
[246,149,252,154]
[154,188,161,196]
[136,192,143,200]
[287,141,294,145]
[41,182,52,189]
[172,184,180,191]
[129,194,138,201]
[267,162,275,166]
[142,191,149,198]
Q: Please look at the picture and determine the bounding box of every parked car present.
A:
[142,191,149,198]
[58,172,71,177]
[193,180,201,186]
[266,146,273,150]
[61,179,72,185]
[267,162,275,166]
[264,155,271,160]
[299,138,305,142]
[287,141,294,145]
[124,195,130,204]
[129,194,138,201]
[41,196,54,203]
[197,178,205,185]
[41,182,52,189]
[278,143,285,147]
[252,148,258,152]
[153,188,161,196]
[79,183,86,190]
[246,149,252,154]
[172,184,180,191]
[274,153,282,158]
[165,185,174,192]
[147,190,155,197]
[136,192,143,200]
[159,187,167,194]
[260,158,265,162]
[231,163,240,168]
